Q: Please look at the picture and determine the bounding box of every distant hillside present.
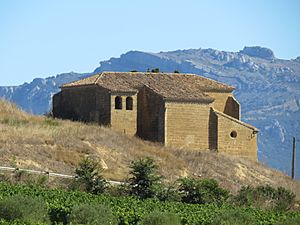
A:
[0,99,299,198]
[0,46,299,179]
[0,72,91,115]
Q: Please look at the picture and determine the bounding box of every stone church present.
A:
[53,72,258,160]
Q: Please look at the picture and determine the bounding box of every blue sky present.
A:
[0,0,299,86]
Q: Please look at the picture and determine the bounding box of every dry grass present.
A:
[0,99,299,199]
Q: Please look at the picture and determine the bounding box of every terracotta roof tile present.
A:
[62,72,235,102]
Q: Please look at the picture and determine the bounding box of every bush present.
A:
[0,195,50,224]
[106,183,131,197]
[155,182,181,202]
[74,157,107,194]
[68,203,117,225]
[151,68,160,73]
[234,185,296,211]
[210,209,255,225]
[139,211,181,225]
[179,177,229,204]
[275,216,300,225]
[129,157,162,199]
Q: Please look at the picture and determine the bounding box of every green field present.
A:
[0,182,299,225]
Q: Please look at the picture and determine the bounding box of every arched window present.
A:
[126,97,133,110]
[115,96,122,109]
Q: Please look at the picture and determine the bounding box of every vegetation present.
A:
[0,99,300,224]
[179,177,229,204]
[275,216,300,225]
[129,157,162,199]
[73,157,107,194]
[138,211,181,225]
[0,98,300,200]
[210,209,255,225]
[0,182,299,225]
[68,203,117,225]
[151,68,160,73]
[234,185,296,211]
[0,195,50,224]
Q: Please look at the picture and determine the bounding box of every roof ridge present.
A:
[100,71,234,89]
[94,73,104,84]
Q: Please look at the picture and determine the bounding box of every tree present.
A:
[151,68,160,73]
[74,157,107,194]
[173,70,180,73]
[129,157,162,199]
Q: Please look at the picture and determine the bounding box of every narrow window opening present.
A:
[115,96,122,110]
[230,130,237,138]
[126,97,133,110]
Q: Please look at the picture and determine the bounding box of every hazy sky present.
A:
[0,0,299,86]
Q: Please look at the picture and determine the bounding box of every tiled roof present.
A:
[62,72,235,103]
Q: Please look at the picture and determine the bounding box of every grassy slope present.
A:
[0,99,299,198]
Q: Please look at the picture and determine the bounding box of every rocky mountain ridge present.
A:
[0,46,299,179]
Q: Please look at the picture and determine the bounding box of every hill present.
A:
[0,46,299,179]
[0,99,299,199]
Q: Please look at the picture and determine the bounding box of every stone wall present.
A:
[209,108,218,150]
[110,93,137,136]
[137,87,165,142]
[95,87,111,125]
[224,96,240,119]
[165,102,212,150]
[206,92,240,119]
[53,86,98,122]
[206,92,231,112]
[215,111,257,160]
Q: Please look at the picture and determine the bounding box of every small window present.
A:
[115,96,122,110]
[230,130,237,138]
[126,97,133,110]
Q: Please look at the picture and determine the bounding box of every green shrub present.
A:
[74,157,107,194]
[151,68,160,73]
[155,182,181,202]
[129,157,162,199]
[210,209,255,225]
[179,177,229,204]
[234,185,295,211]
[106,183,130,197]
[0,195,50,224]
[138,211,181,225]
[275,216,300,225]
[275,186,296,211]
[68,203,117,225]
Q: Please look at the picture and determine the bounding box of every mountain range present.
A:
[0,46,299,179]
